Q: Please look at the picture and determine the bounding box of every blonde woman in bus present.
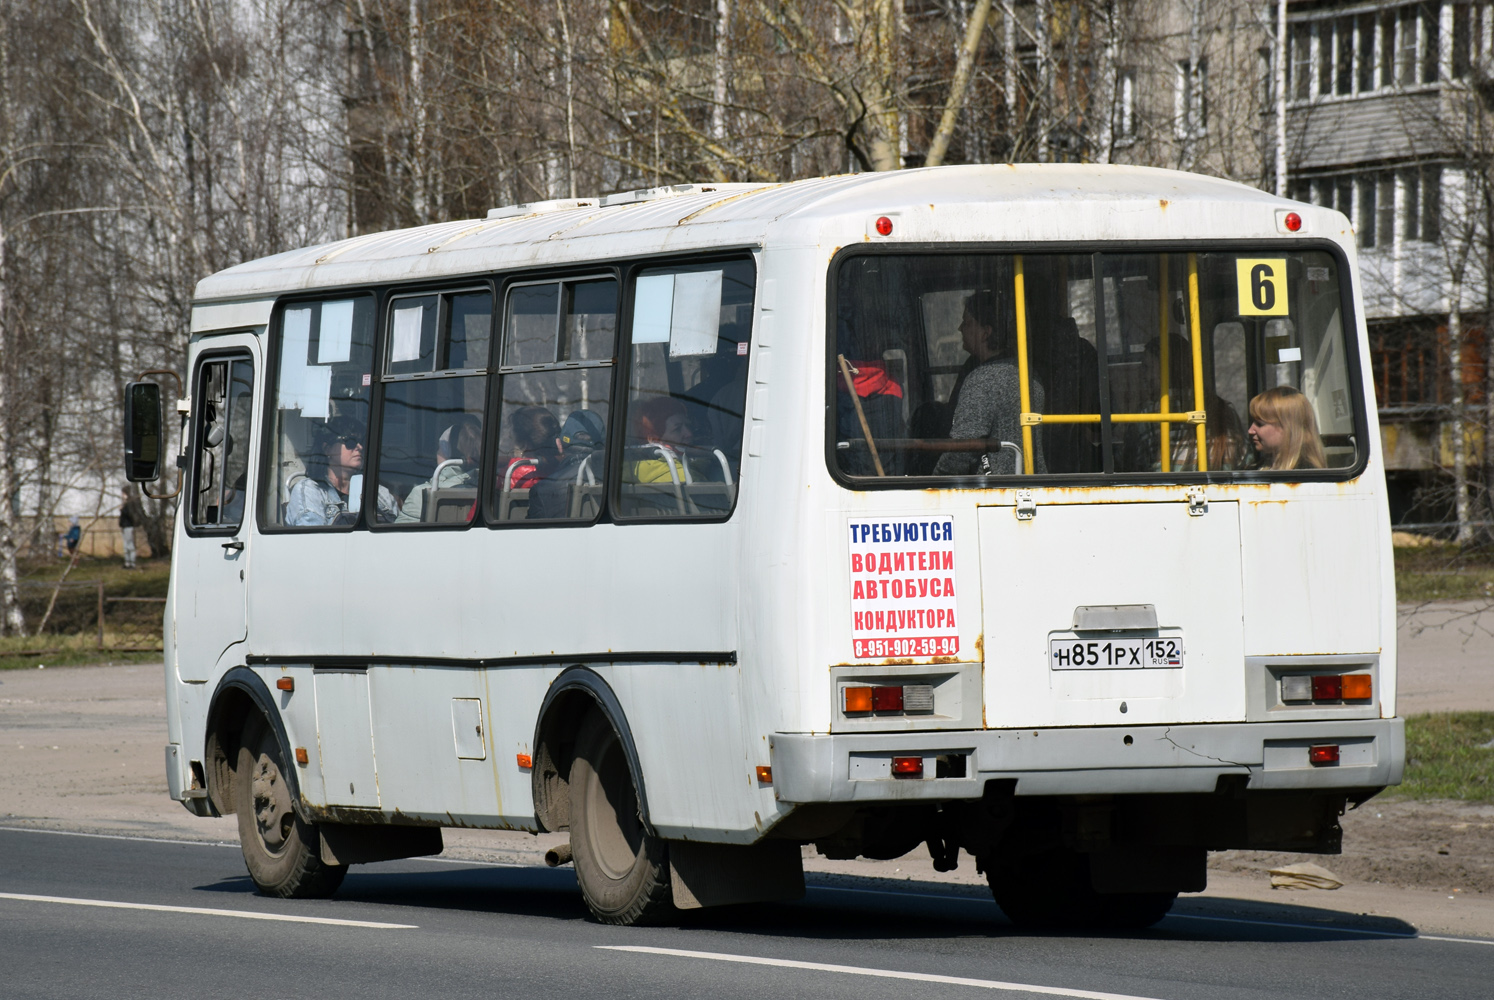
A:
[1247,385,1326,470]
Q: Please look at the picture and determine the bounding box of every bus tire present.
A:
[568,713,674,926]
[233,715,346,899]
[987,847,1175,931]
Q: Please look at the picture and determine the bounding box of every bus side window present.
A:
[373,289,492,527]
[489,277,617,524]
[263,296,378,528]
[191,357,254,529]
[617,259,755,520]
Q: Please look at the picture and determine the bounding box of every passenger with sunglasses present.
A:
[286,418,397,526]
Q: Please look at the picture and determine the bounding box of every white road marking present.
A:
[1166,912,1494,945]
[597,945,1170,1000]
[0,892,416,928]
[0,825,238,848]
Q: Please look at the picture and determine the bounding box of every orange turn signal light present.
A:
[276,677,294,692]
[293,747,308,766]
[516,753,533,770]
[844,686,873,713]
[1341,674,1373,700]
[755,765,772,784]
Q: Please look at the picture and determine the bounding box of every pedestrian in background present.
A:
[64,515,81,559]
[118,489,137,569]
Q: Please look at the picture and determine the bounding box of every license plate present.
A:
[1049,635,1184,670]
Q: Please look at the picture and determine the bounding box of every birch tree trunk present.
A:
[407,0,428,222]
[0,217,25,636]
[925,0,993,167]
[1448,278,1473,544]
[712,0,730,143]
[1035,0,1052,162]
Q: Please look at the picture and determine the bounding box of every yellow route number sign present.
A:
[1236,258,1289,316]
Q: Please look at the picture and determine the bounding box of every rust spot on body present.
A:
[1159,199,1170,210]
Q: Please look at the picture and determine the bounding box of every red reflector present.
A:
[276,677,294,692]
[516,753,533,770]
[1341,674,1373,700]
[1311,675,1342,700]
[755,765,772,784]
[875,215,894,236]
[1308,744,1340,765]
[872,686,904,712]
[1284,211,1303,232]
[891,756,923,777]
[844,686,873,713]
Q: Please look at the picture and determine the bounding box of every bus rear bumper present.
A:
[769,718,1404,803]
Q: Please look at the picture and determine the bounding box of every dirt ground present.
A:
[2,607,1492,938]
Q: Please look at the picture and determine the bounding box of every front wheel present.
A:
[234,715,345,898]
[568,713,674,925]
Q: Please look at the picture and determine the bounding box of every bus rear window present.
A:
[832,251,1362,481]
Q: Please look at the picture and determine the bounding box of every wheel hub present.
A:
[251,753,294,852]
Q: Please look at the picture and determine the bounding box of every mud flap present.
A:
[319,824,444,866]
[668,840,805,910]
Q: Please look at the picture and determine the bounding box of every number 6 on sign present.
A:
[1235,258,1289,316]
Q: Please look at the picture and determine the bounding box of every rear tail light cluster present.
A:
[844,684,935,715]
[1281,673,1372,704]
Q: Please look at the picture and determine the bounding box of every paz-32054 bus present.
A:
[125,165,1399,929]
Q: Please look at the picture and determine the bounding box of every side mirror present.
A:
[123,381,163,482]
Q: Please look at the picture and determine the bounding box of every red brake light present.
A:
[1308,744,1340,765]
[875,216,894,236]
[1284,211,1302,232]
[891,756,923,777]
[872,686,904,712]
[1311,675,1342,701]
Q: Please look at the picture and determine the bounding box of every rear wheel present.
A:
[568,713,674,925]
[234,716,345,898]
[987,847,1175,931]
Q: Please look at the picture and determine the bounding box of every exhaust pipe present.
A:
[544,843,572,867]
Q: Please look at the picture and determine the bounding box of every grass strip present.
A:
[1384,712,1494,803]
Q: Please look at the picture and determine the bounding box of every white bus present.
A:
[127,165,1400,930]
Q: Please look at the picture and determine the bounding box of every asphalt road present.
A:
[1,828,1490,1000]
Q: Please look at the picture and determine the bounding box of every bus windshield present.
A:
[832,249,1361,481]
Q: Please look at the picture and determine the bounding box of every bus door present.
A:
[977,251,1248,729]
[177,343,258,682]
[976,498,1245,729]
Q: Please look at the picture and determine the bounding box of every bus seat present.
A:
[499,487,530,521]
[429,487,478,523]
[569,483,604,519]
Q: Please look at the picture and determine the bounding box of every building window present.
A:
[1337,16,1355,95]
[1423,164,1442,242]
[1381,9,1398,87]
[1422,2,1442,83]
[1359,177,1378,248]
[1403,168,1421,240]
[1377,173,1397,246]
[1174,58,1208,138]
[1358,12,1378,92]
[1319,20,1336,94]
[1398,6,1419,84]
[1293,22,1313,99]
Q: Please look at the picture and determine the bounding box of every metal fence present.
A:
[14,581,164,652]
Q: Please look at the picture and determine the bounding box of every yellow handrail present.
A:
[1014,256,1034,474]
[1159,256,1171,472]
[1187,253,1208,471]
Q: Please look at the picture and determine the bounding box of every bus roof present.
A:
[192,164,1332,305]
